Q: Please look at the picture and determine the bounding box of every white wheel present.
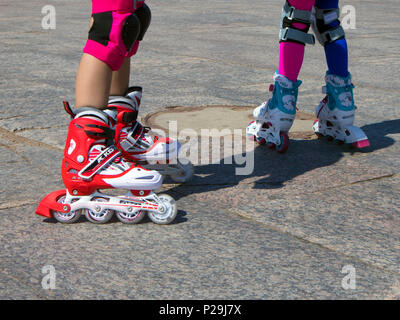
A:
[52,195,82,224]
[115,208,146,224]
[147,194,177,225]
[169,161,194,183]
[84,197,114,224]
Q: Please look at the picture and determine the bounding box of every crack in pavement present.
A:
[176,185,400,278]
[174,172,398,194]
[170,174,400,277]
[0,199,38,211]
[0,142,30,163]
[0,269,51,300]
[227,206,400,278]
[0,115,22,121]
[0,127,63,152]
[12,125,65,133]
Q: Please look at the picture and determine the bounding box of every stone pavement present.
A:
[0,0,399,299]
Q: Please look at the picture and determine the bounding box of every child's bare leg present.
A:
[75,53,112,109]
[110,58,131,96]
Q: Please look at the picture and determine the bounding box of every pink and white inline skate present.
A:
[313,72,369,148]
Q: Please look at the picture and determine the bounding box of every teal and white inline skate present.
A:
[247,72,302,153]
[312,71,369,148]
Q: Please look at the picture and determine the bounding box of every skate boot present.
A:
[312,72,369,148]
[247,72,302,153]
[36,106,177,225]
[106,86,194,183]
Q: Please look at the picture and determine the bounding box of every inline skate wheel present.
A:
[169,161,194,183]
[258,122,271,145]
[148,194,177,225]
[275,132,290,153]
[116,208,146,224]
[256,136,266,145]
[84,197,114,224]
[52,195,82,224]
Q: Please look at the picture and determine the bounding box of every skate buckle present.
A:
[35,190,71,218]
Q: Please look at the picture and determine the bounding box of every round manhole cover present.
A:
[142,105,316,140]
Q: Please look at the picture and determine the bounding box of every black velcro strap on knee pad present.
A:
[88,12,113,46]
[313,7,345,45]
[122,14,140,51]
[283,1,313,25]
[315,7,340,25]
[279,1,315,45]
[135,3,151,41]
[320,25,345,44]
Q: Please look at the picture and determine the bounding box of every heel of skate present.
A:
[35,190,70,219]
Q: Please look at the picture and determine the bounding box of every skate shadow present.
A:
[42,215,89,224]
[169,119,398,199]
[138,209,188,225]
[358,119,400,153]
[170,210,188,225]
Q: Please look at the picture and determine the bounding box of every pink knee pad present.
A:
[83,1,146,71]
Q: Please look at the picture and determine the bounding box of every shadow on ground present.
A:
[169,119,399,199]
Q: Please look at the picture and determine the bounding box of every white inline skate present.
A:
[313,71,369,148]
[247,72,302,153]
[36,107,177,225]
[106,86,194,183]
